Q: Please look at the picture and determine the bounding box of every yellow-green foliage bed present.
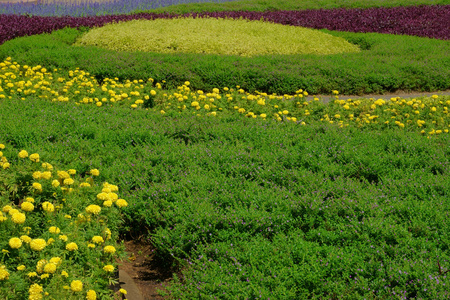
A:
[74,17,361,56]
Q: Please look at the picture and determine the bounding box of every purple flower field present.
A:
[0,0,236,17]
[1,5,448,46]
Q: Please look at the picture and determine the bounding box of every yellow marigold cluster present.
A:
[70,280,83,292]
[103,265,114,272]
[29,283,43,299]
[92,236,104,244]
[30,239,47,251]
[49,226,60,234]
[11,212,26,224]
[86,290,97,300]
[21,201,34,212]
[103,245,116,254]
[41,202,55,212]
[29,153,40,162]
[90,169,100,176]
[0,265,9,280]
[66,242,78,251]
[85,204,101,215]
[18,150,28,158]
[9,237,22,249]
[43,262,57,274]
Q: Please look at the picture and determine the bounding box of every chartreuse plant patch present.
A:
[74,17,361,56]
[0,145,128,299]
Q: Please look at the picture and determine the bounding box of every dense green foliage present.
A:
[1,95,449,298]
[1,27,448,95]
[2,0,450,298]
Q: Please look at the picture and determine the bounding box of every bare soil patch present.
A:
[118,237,175,300]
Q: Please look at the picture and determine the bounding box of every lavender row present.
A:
[1,5,449,46]
[0,0,236,17]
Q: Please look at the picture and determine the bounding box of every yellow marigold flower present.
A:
[103,200,113,207]
[30,239,46,251]
[71,280,83,292]
[96,192,108,201]
[28,272,38,278]
[42,202,54,212]
[431,107,437,112]
[68,169,76,175]
[104,245,116,254]
[49,257,62,267]
[59,235,68,242]
[20,235,32,243]
[79,182,91,188]
[8,208,19,215]
[2,205,12,213]
[2,250,9,254]
[92,236,104,244]
[42,162,53,170]
[282,110,289,115]
[25,197,34,203]
[47,238,55,246]
[88,243,95,248]
[115,199,128,208]
[11,212,26,224]
[191,101,199,107]
[0,144,4,149]
[85,205,101,215]
[41,171,52,180]
[61,270,69,277]
[17,265,26,271]
[0,213,7,222]
[36,259,47,273]
[9,237,22,249]
[103,265,114,272]
[51,179,60,187]
[150,90,156,96]
[0,266,10,280]
[2,162,10,169]
[107,192,118,201]
[90,169,100,176]
[63,178,74,185]
[29,283,43,295]
[32,171,42,179]
[29,153,40,162]
[119,288,127,295]
[66,242,78,251]
[32,182,42,191]
[21,202,34,212]
[18,150,28,158]
[86,290,97,300]
[57,171,70,179]
[96,102,102,107]
[104,228,111,238]
[43,263,57,274]
[49,226,60,234]
[40,273,50,279]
